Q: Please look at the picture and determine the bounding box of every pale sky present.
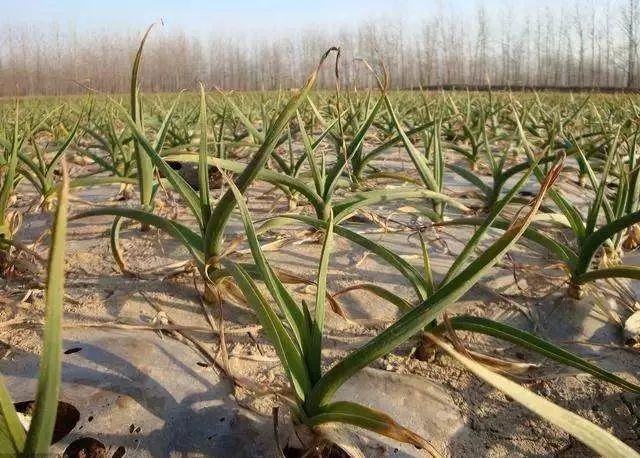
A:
[4,0,559,37]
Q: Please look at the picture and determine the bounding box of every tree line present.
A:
[1,0,640,96]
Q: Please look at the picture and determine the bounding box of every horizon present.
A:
[1,0,637,95]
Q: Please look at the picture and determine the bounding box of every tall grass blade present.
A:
[23,162,69,454]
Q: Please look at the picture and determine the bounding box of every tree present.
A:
[623,0,639,87]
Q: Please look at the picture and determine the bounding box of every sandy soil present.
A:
[1,149,640,457]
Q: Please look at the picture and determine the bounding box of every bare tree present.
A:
[623,0,639,87]
[2,1,640,95]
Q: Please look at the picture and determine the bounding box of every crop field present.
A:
[3,41,640,457]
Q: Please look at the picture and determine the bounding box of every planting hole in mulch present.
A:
[14,400,80,444]
[166,161,183,171]
[62,437,108,458]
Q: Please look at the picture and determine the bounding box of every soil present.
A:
[1,148,640,457]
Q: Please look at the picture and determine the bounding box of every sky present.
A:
[4,0,542,37]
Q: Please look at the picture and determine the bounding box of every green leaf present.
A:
[584,133,617,235]
[71,207,205,267]
[358,120,437,173]
[24,162,70,454]
[296,110,323,195]
[61,176,138,194]
[511,104,587,239]
[152,94,181,153]
[575,265,640,285]
[308,401,438,454]
[0,103,20,224]
[418,233,435,297]
[73,150,118,175]
[444,316,640,393]
[429,334,639,458]
[324,96,385,198]
[225,262,311,401]
[383,93,439,191]
[439,217,578,267]
[224,93,264,144]
[335,283,413,313]
[291,116,337,181]
[576,210,640,276]
[0,377,25,453]
[130,24,155,209]
[109,216,129,275]
[445,163,492,196]
[197,83,211,218]
[306,158,563,411]
[333,189,469,224]
[442,158,538,283]
[44,109,83,182]
[222,176,308,352]
[267,215,429,301]
[113,103,204,229]
[162,153,325,216]
[205,49,339,259]
[574,143,614,224]
[309,211,334,383]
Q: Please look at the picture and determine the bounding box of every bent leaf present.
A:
[427,334,639,458]
[309,401,441,457]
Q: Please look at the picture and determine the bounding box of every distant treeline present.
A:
[415,85,640,94]
[2,0,640,96]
